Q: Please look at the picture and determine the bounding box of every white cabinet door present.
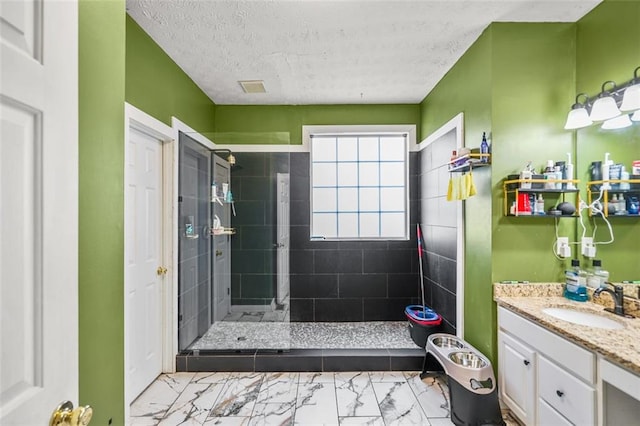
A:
[498,331,536,425]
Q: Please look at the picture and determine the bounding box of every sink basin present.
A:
[542,307,624,329]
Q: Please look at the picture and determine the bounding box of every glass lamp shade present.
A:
[631,110,640,122]
[589,95,621,121]
[564,107,593,130]
[601,114,632,130]
[620,83,640,112]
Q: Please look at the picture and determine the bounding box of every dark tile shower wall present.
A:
[231,152,289,305]
[419,131,458,335]
[288,152,422,322]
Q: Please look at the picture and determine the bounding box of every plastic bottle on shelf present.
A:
[544,160,556,189]
[565,153,575,190]
[480,132,489,163]
[535,194,545,215]
[618,194,626,214]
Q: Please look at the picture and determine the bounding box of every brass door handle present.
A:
[216,250,223,257]
[157,266,168,276]
[50,401,93,426]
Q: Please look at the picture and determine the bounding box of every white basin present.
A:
[542,307,624,330]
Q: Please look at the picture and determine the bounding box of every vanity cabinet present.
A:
[498,307,596,425]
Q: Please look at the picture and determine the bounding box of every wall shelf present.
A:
[448,153,491,173]
[587,179,640,217]
[503,178,580,217]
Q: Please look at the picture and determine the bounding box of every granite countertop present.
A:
[494,283,640,375]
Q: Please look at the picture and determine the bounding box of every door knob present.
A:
[50,401,93,426]
[157,266,168,275]
[216,250,223,257]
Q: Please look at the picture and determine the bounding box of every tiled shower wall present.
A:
[288,152,422,322]
[419,130,458,335]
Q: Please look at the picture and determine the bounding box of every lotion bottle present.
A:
[565,153,575,189]
[602,152,612,190]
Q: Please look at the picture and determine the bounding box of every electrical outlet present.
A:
[556,237,570,258]
[581,237,596,258]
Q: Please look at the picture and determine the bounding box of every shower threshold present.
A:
[177,321,426,373]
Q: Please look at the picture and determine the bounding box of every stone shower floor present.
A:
[189,321,418,351]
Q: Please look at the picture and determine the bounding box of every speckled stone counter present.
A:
[494,283,640,375]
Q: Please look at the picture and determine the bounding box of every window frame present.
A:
[304,125,416,241]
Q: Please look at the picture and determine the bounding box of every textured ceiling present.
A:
[126,0,601,105]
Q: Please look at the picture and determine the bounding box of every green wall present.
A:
[125,16,216,132]
[79,0,126,423]
[491,23,577,282]
[419,29,495,359]
[78,8,218,423]
[214,104,420,145]
[574,0,640,278]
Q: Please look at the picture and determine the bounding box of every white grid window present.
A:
[311,134,408,240]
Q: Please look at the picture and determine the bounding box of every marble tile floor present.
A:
[189,322,417,351]
[129,371,458,425]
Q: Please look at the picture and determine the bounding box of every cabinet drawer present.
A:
[538,398,572,426]
[538,355,595,425]
[498,307,595,383]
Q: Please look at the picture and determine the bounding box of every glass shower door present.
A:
[177,132,212,351]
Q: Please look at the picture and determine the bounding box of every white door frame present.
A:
[123,103,175,416]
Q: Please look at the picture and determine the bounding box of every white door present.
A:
[0,1,78,424]
[212,156,230,321]
[276,173,290,305]
[125,127,164,403]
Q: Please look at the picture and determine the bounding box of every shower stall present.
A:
[177,133,292,352]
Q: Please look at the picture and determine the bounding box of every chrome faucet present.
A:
[593,282,625,316]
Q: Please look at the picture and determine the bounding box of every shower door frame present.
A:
[171,118,219,356]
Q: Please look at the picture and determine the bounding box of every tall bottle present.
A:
[480,132,489,163]
[587,259,609,289]
[564,259,588,302]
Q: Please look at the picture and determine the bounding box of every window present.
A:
[310,132,408,240]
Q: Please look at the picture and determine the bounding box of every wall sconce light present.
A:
[564,93,592,130]
[213,149,236,166]
[602,114,632,130]
[589,81,621,121]
[564,66,640,131]
[620,67,640,112]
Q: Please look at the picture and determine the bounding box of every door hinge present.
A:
[178,195,183,202]
[227,288,230,295]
